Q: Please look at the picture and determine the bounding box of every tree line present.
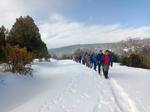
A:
[119,38,150,69]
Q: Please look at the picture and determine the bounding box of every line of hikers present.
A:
[73,50,113,79]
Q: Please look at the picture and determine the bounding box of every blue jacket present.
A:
[79,56,82,60]
[92,55,98,63]
[102,55,113,66]
[97,53,104,62]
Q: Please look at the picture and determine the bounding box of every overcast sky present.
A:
[0,0,150,48]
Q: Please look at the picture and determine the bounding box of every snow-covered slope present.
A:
[0,59,150,112]
[48,37,150,57]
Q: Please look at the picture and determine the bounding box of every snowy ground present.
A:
[0,59,150,112]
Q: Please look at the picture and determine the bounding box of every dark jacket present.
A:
[97,53,104,62]
[79,56,81,61]
[90,54,94,62]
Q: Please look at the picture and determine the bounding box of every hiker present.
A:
[75,55,78,62]
[92,53,98,71]
[85,52,87,56]
[82,55,85,64]
[85,52,90,67]
[84,55,86,65]
[79,55,82,63]
[73,55,75,61]
[90,52,95,68]
[77,55,80,62]
[84,52,87,66]
[97,50,104,75]
[102,50,113,79]
[75,55,77,62]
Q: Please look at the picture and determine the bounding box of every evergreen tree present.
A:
[0,25,7,62]
[38,41,48,58]
[7,15,48,58]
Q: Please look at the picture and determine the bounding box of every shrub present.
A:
[127,53,143,68]
[1,43,33,76]
[120,56,128,65]
[61,54,69,60]
[53,54,58,59]
[146,54,150,69]
[38,52,43,62]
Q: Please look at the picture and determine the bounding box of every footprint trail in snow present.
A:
[5,60,149,112]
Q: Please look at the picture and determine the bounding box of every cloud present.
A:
[0,0,69,29]
[40,13,150,48]
[0,0,33,29]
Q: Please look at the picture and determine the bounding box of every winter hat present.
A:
[95,53,97,55]
[105,50,109,52]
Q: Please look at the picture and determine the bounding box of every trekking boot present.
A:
[106,71,109,79]
[103,71,106,78]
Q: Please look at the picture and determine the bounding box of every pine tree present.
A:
[37,41,48,58]
[1,43,33,76]
[0,25,7,62]
[146,54,150,69]
[7,15,48,58]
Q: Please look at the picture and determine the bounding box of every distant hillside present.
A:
[48,37,150,57]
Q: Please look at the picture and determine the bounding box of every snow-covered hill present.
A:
[48,37,150,57]
[0,59,150,112]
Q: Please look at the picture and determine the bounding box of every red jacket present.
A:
[104,55,109,65]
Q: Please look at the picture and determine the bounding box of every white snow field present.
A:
[0,59,150,112]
